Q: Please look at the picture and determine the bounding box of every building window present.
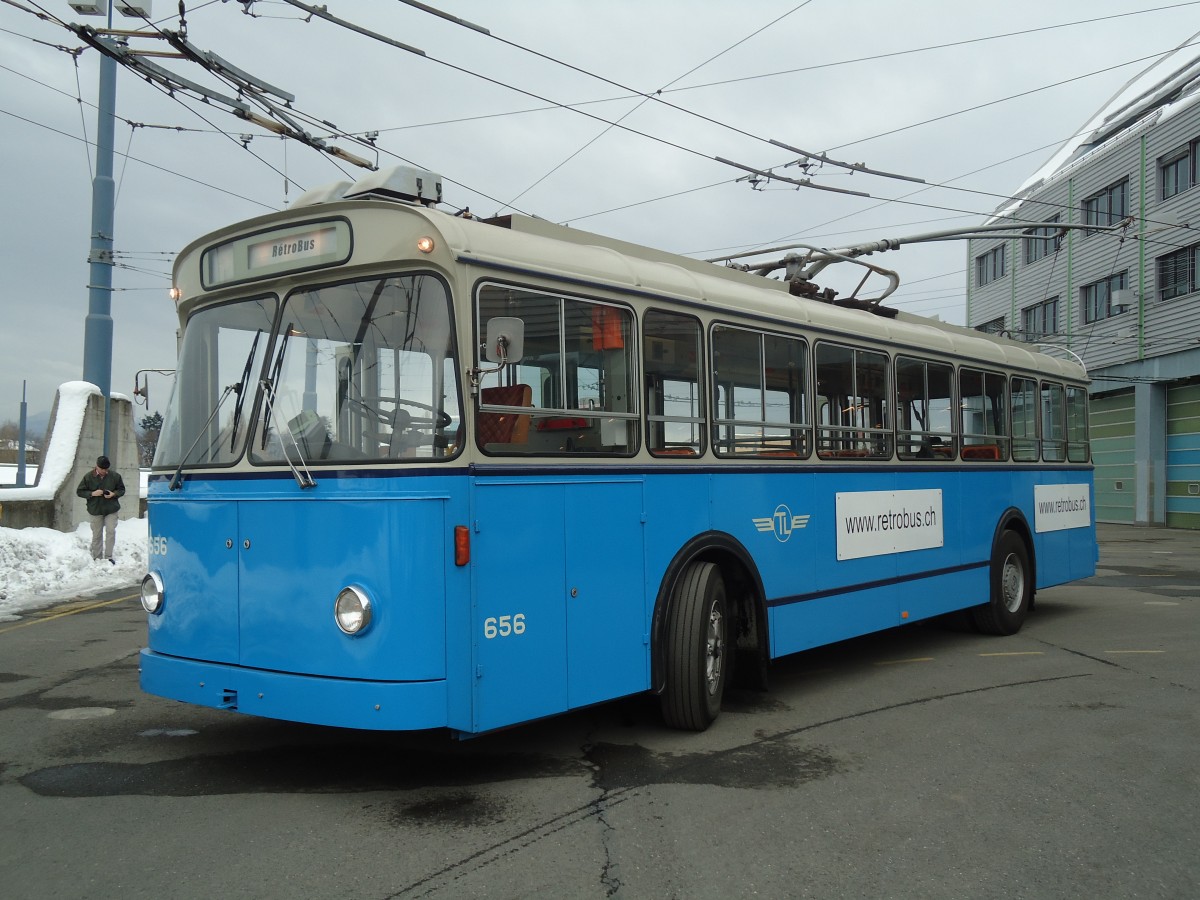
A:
[1081,272,1127,323]
[975,316,1005,335]
[1082,179,1128,232]
[1160,145,1192,200]
[1157,245,1199,300]
[1021,297,1058,341]
[975,245,1006,286]
[1023,217,1062,264]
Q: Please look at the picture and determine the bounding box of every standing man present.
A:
[76,455,126,563]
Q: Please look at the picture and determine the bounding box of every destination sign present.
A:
[201,218,351,288]
[248,227,335,269]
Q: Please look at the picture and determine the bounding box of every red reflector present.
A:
[454,525,470,566]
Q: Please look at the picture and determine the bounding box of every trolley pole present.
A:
[81,3,118,455]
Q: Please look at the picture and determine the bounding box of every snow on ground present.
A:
[0,518,148,621]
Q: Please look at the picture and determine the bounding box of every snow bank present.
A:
[0,381,97,502]
[0,517,148,621]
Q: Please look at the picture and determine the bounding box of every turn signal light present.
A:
[454,525,470,566]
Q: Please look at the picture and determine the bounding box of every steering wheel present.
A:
[393,398,453,429]
[343,396,392,425]
[345,395,452,430]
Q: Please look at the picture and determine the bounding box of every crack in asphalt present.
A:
[377,672,1093,898]
[1033,638,1196,692]
[382,790,636,900]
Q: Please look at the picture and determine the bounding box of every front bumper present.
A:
[139,649,448,731]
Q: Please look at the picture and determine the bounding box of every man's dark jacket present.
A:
[76,470,126,516]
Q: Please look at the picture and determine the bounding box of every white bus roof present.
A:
[176,187,1087,382]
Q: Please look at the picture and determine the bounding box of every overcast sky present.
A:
[2,0,1198,422]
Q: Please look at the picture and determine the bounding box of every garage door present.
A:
[1090,389,1135,523]
[1166,380,1200,529]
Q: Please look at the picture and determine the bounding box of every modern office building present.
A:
[967,55,1200,528]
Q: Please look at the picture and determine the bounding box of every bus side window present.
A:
[815,342,890,460]
[1010,376,1039,461]
[1041,381,1066,461]
[959,367,1009,461]
[1066,385,1090,462]
[896,356,956,460]
[712,326,808,458]
[475,284,637,456]
[644,310,705,457]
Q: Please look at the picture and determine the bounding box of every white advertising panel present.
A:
[836,489,944,561]
[1034,483,1092,533]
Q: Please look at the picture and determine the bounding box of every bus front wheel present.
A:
[661,562,728,731]
[972,530,1032,636]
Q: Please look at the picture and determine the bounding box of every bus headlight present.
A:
[141,572,165,614]
[334,585,373,635]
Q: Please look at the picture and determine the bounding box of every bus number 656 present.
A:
[484,614,526,639]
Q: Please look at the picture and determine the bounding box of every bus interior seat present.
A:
[535,416,589,431]
[388,405,414,457]
[822,448,870,458]
[478,384,532,445]
[962,444,1001,460]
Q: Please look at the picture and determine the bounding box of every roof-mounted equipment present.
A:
[343,165,443,207]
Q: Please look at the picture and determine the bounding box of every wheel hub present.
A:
[705,607,724,694]
[1001,553,1025,613]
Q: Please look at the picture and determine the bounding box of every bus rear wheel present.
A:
[661,562,728,731]
[971,530,1032,636]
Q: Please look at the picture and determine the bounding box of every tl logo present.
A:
[753,505,810,543]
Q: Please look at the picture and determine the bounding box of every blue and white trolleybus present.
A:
[140,165,1097,735]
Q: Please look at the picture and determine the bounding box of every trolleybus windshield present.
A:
[155,274,462,470]
[155,296,275,469]
[255,274,461,464]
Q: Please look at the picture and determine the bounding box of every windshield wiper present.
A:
[228,329,263,453]
[169,333,262,491]
[168,383,236,491]
[260,322,292,450]
[256,322,315,489]
[260,377,317,489]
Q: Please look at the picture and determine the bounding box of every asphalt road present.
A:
[1,523,1197,899]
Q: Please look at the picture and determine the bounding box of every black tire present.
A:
[661,562,728,731]
[971,530,1032,636]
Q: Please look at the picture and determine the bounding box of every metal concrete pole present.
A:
[81,4,117,455]
[16,380,28,487]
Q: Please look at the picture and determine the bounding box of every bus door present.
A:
[471,479,647,733]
